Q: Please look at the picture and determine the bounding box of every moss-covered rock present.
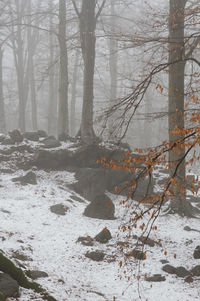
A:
[0,272,19,299]
[0,251,56,301]
[0,291,6,301]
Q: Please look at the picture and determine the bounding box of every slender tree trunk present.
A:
[27,0,38,131]
[109,0,118,103]
[29,62,38,131]
[108,0,118,137]
[48,0,57,135]
[0,48,6,133]
[10,0,28,132]
[70,49,79,137]
[168,0,194,216]
[17,55,26,132]
[57,0,69,138]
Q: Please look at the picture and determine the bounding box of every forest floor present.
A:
[0,141,200,301]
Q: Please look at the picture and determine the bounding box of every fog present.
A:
[0,1,200,301]
[0,0,173,149]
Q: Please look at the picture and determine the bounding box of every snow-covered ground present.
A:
[0,147,200,301]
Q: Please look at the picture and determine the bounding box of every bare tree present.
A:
[72,0,106,144]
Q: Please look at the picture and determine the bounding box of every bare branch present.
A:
[185,36,200,58]
[71,0,80,18]
[95,0,106,20]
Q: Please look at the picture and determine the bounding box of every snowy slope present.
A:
[0,148,200,301]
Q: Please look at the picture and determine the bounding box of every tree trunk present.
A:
[79,0,97,143]
[48,0,57,135]
[70,49,79,137]
[27,0,38,131]
[108,0,118,137]
[0,48,6,133]
[109,0,118,103]
[57,0,69,138]
[29,62,38,131]
[168,0,195,216]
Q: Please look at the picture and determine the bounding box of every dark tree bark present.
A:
[48,0,57,135]
[72,0,106,144]
[70,49,79,137]
[168,0,197,216]
[0,48,6,133]
[27,0,39,131]
[57,0,69,138]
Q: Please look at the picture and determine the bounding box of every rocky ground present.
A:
[0,130,200,301]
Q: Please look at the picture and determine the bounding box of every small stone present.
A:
[162,264,176,274]
[184,276,193,283]
[145,274,166,282]
[184,226,192,231]
[160,259,169,264]
[12,171,37,185]
[28,270,48,280]
[191,265,200,276]
[50,204,69,216]
[175,267,190,278]
[94,228,112,244]
[193,246,200,259]
[77,236,94,246]
[128,249,146,260]
[85,251,105,262]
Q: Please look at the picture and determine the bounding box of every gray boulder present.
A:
[37,130,48,138]
[83,194,115,220]
[105,169,131,193]
[41,136,61,148]
[0,273,19,300]
[23,132,39,141]
[73,168,107,201]
[1,138,15,145]
[71,143,131,168]
[8,130,23,143]
[33,150,70,170]
[0,134,6,143]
